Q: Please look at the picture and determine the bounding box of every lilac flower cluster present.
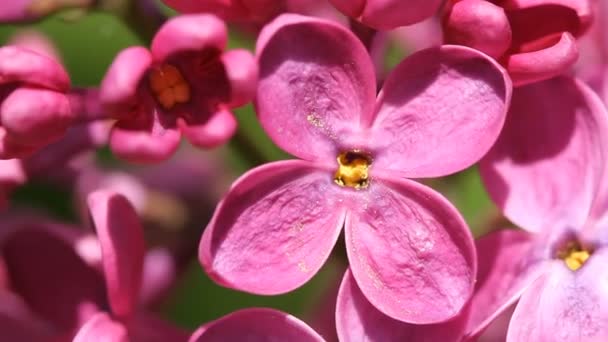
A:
[0,0,607,341]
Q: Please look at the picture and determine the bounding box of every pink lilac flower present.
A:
[200,14,511,324]
[329,0,443,30]
[100,14,258,163]
[336,268,470,341]
[578,0,608,104]
[443,0,593,86]
[161,0,285,23]
[466,76,608,340]
[188,308,324,342]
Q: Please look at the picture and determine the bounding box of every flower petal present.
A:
[370,45,511,178]
[480,76,608,232]
[221,49,258,108]
[466,229,547,339]
[151,14,227,63]
[87,190,145,320]
[73,312,128,342]
[336,269,468,342]
[0,46,70,91]
[330,0,442,29]
[256,14,376,162]
[508,248,608,341]
[178,108,237,149]
[345,176,475,323]
[189,308,324,342]
[200,160,345,295]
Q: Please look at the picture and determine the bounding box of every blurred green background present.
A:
[0,8,499,332]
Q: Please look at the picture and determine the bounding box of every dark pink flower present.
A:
[330,0,443,29]
[100,14,258,163]
[443,0,593,86]
[467,76,608,339]
[200,14,511,324]
[161,0,285,23]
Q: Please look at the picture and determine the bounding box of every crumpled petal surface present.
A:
[200,160,346,295]
[88,190,145,321]
[345,175,475,323]
[508,248,608,341]
[336,269,468,341]
[330,0,443,30]
[73,312,128,342]
[189,308,324,342]
[466,229,546,338]
[370,45,511,178]
[256,14,376,162]
[480,76,608,232]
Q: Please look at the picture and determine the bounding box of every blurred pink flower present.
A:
[443,0,593,86]
[329,0,443,30]
[200,14,511,324]
[0,0,89,23]
[467,76,608,339]
[161,0,284,23]
[100,14,258,163]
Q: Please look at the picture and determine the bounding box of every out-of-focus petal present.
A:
[256,14,376,162]
[221,49,258,107]
[73,312,128,342]
[100,47,152,113]
[1,86,73,145]
[371,45,510,178]
[189,308,324,342]
[200,160,345,295]
[443,0,512,59]
[501,0,593,33]
[507,249,608,341]
[506,32,579,86]
[345,175,475,323]
[0,46,69,91]
[480,76,608,232]
[336,269,468,341]
[151,14,227,63]
[130,313,190,342]
[179,108,237,148]
[466,229,547,338]
[87,190,145,320]
[330,0,442,30]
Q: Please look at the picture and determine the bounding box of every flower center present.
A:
[148,64,191,110]
[334,151,371,190]
[556,241,592,271]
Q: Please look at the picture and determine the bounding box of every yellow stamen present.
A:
[148,64,191,109]
[334,151,371,190]
[557,242,591,271]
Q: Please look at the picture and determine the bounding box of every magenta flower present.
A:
[443,0,593,86]
[161,0,285,23]
[100,14,258,163]
[329,0,443,29]
[0,46,76,158]
[465,76,608,339]
[337,268,470,341]
[200,14,511,324]
[189,308,324,341]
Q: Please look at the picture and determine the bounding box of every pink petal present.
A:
[87,190,145,321]
[200,160,345,295]
[330,0,442,29]
[345,175,475,323]
[99,47,152,113]
[505,32,579,86]
[336,269,469,341]
[443,0,512,59]
[109,112,181,164]
[466,229,547,338]
[1,224,104,330]
[220,49,258,108]
[508,249,608,341]
[0,46,70,91]
[190,308,324,342]
[1,86,74,145]
[371,45,511,178]
[130,313,190,342]
[151,14,227,63]
[73,312,128,342]
[178,108,237,148]
[255,14,376,162]
[480,76,608,232]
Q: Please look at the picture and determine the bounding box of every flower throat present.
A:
[334,151,371,190]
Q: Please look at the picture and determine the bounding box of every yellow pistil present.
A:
[334,151,371,190]
[557,243,591,271]
[148,64,191,109]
